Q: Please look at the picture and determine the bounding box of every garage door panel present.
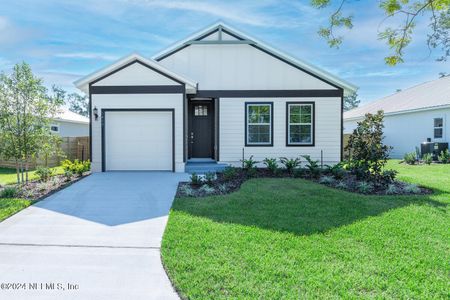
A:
[105,111,173,171]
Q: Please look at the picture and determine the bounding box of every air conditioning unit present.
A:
[420,141,449,160]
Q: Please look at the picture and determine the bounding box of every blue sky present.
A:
[1,0,448,103]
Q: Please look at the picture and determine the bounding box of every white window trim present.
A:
[246,103,272,146]
[287,103,314,146]
[433,116,444,140]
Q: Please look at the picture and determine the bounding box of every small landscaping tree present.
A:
[345,110,393,183]
[0,62,63,184]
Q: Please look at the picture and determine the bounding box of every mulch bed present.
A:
[1,173,90,201]
[177,168,432,198]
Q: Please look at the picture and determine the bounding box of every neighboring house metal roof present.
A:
[344,76,450,120]
[54,107,89,124]
[152,21,357,95]
[74,53,198,94]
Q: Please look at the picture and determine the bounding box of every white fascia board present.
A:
[74,53,197,93]
[344,104,450,121]
[53,118,89,125]
[152,21,358,94]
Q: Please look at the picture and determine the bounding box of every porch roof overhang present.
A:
[74,53,198,94]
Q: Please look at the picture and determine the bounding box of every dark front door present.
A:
[189,101,214,158]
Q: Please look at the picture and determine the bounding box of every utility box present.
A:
[420,142,449,160]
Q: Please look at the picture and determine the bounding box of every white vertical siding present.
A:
[158,44,337,90]
[344,108,450,158]
[219,97,342,166]
[91,94,184,172]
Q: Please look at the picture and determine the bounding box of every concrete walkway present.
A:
[0,172,189,300]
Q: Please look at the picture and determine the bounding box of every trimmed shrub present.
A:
[204,172,216,186]
[190,173,202,186]
[199,185,215,195]
[438,149,450,164]
[422,153,433,165]
[263,158,278,174]
[335,181,348,190]
[62,159,91,176]
[63,170,73,182]
[180,185,194,197]
[404,183,421,194]
[403,152,417,165]
[0,187,18,198]
[241,155,258,170]
[302,155,321,178]
[319,176,335,185]
[35,166,53,182]
[356,181,374,194]
[386,184,399,195]
[222,167,238,181]
[345,111,392,180]
[280,157,301,175]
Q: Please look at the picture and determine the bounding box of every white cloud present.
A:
[0,16,33,46]
[55,52,120,61]
[129,0,302,28]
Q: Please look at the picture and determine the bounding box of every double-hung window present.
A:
[434,117,443,139]
[287,102,314,146]
[245,102,273,146]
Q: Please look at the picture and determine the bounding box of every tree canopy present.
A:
[311,0,450,65]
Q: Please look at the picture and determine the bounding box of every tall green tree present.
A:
[344,91,361,111]
[0,62,63,184]
[311,0,450,65]
[50,86,88,117]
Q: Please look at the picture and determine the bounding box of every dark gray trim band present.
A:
[91,85,184,94]
[285,102,315,147]
[101,108,175,172]
[244,102,274,147]
[91,60,185,86]
[195,89,341,98]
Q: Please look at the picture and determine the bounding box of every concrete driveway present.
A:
[0,172,189,300]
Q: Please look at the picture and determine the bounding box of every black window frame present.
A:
[245,102,274,147]
[285,101,315,147]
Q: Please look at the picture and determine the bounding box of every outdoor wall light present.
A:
[93,106,98,121]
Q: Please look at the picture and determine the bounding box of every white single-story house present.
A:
[344,76,450,158]
[74,22,356,172]
[52,108,89,137]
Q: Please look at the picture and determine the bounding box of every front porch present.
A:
[185,158,228,174]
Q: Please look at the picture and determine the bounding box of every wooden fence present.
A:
[0,136,90,169]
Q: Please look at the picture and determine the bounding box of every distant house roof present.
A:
[344,76,450,120]
[54,108,89,124]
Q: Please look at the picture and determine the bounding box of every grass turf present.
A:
[0,166,64,186]
[0,198,31,222]
[162,160,449,299]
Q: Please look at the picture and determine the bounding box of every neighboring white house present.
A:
[52,108,89,137]
[75,22,356,172]
[344,76,450,158]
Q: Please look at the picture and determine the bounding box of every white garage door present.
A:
[105,111,173,171]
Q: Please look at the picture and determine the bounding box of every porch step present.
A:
[185,162,229,174]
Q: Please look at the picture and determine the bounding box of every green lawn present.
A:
[162,161,449,299]
[0,198,31,222]
[0,166,64,186]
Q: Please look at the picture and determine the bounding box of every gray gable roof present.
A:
[344,76,450,120]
